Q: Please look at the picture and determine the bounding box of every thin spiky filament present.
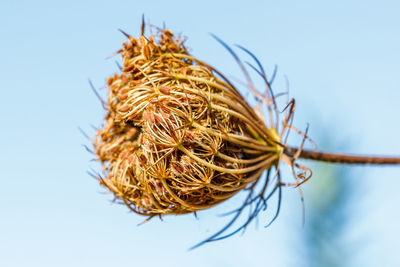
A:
[93,26,283,218]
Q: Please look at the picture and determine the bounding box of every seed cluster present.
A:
[93,26,282,217]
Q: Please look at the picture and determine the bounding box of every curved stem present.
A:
[284,147,400,165]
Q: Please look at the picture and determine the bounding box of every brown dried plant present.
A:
[89,20,400,248]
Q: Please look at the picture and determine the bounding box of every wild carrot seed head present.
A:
[93,25,285,217]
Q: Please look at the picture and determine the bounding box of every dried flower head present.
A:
[91,20,311,246]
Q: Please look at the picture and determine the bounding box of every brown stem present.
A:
[284,147,400,165]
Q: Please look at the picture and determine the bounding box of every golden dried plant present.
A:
[89,19,400,248]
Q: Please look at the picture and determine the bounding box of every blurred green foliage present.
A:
[301,162,356,267]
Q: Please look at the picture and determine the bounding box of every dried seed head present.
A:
[93,25,283,216]
[91,22,312,246]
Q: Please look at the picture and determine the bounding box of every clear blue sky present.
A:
[1,1,399,266]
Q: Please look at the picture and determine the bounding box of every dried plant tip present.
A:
[93,24,285,218]
[89,19,400,249]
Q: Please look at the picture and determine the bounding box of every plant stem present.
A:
[284,147,400,165]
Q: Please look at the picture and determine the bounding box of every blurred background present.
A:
[1,0,399,266]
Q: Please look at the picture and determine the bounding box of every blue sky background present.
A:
[1,0,399,266]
